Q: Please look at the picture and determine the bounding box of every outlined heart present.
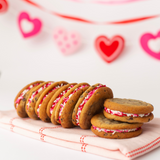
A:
[18,12,42,38]
[0,0,8,13]
[53,28,81,55]
[95,35,125,63]
[140,31,160,60]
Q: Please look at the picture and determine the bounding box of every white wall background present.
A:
[0,1,160,160]
[0,0,160,118]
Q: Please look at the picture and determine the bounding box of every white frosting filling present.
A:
[105,108,150,118]
[93,125,141,135]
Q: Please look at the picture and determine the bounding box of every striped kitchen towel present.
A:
[0,110,159,160]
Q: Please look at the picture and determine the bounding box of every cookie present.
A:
[103,98,154,123]
[36,81,68,122]
[54,83,90,128]
[46,83,77,121]
[14,81,44,118]
[50,83,77,125]
[72,83,113,129]
[91,113,143,139]
[26,81,54,120]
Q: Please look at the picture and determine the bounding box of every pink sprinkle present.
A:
[16,99,20,104]
[134,114,138,117]
[93,126,96,130]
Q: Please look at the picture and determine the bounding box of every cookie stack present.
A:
[91,98,154,139]
[14,81,154,139]
[14,81,113,129]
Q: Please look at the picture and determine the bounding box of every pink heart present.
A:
[18,12,42,38]
[140,31,160,60]
[53,28,81,55]
[0,0,8,13]
[95,35,125,63]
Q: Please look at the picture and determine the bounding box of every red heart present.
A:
[95,35,125,63]
[0,0,8,13]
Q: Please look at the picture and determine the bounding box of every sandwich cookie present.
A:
[36,81,68,122]
[72,84,113,129]
[54,83,90,128]
[47,83,77,125]
[91,113,143,139]
[26,81,54,120]
[103,98,154,123]
[14,81,44,118]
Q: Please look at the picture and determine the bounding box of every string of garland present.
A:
[0,0,160,63]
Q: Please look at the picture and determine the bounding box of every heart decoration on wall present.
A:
[18,12,42,38]
[95,35,125,63]
[140,31,160,60]
[0,0,8,13]
[53,28,81,55]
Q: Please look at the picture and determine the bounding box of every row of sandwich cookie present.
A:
[14,81,113,129]
[91,98,154,139]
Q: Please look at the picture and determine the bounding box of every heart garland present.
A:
[16,11,160,62]
[0,0,8,13]
[95,35,125,63]
[140,31,160,60]
[18,12,42,38]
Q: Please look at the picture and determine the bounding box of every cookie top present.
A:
[104,98,154,114]
[91,113,143,130]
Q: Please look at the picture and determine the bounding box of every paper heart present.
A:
[95,35,125,63]
[140,31,160,60]
[18,12,42,38]
[53,28,81,55]
[0,0,8,13]
[148,38,160,53]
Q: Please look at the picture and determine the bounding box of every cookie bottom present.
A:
[17,104,28,118]
[91,126,142,139]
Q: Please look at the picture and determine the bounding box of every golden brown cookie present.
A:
[50,83,77,125]
[72,83,113,129]
[36,81,68,122]
[47,83,76,117]
[91,113,143,139]
[103,98,154,123]
[14,81,44,118]
[54,83,90,128]
[26,81,54,120]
